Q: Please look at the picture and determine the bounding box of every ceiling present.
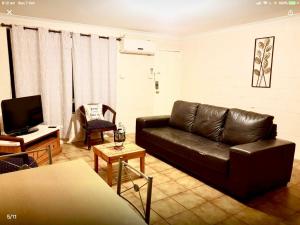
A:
[0,0,299,35]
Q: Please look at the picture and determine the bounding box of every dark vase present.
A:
[114,129,126,149]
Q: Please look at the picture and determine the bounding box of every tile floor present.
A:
[52,134,300,225]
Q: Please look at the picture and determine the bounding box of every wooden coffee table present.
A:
[93,142,146,186]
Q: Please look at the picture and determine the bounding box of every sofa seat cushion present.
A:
[192,104,228,141]
[142,127,230,174]
[169,101,199,132]
[222,108,274,145]
[86,120,116,130]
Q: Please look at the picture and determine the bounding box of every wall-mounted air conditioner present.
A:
[120,38,155,56]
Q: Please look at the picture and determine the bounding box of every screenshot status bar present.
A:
[256,1,300,5]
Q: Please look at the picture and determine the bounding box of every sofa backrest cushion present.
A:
[221,108,274,145]
[169,100,199,132]
[192,104,228,141]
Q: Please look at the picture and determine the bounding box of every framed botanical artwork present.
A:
[251,36,275,88]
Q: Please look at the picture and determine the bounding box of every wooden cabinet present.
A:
[0,125,61,165]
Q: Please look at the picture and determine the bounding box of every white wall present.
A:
[117,50,183,132]
[0,15,182,135]
[182,15,300,158]
[153,50,183,115]
[1,14,299,160]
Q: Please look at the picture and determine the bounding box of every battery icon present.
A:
[288,0,297,5]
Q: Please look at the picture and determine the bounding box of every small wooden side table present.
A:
[93,142,146,186]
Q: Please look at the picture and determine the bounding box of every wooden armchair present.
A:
[0,135,25,151]
[0,135,52,174]
[79,104,117,150]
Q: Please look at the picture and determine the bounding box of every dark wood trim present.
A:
[102,104,116,124]
[6,28,16,98]
[1,23,61,33]
[1,23,122,41]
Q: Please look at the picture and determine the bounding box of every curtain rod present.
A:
[1,23,122,41]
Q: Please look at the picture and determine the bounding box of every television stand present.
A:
[10,127,39,136]
[0,125,61,165]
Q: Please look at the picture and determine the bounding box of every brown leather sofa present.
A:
[136,100,295,199]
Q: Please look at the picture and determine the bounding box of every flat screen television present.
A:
[1,95,43,135]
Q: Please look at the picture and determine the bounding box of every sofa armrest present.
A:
[136,116,170,132]
[229,139,295,199]
[135,116,170,149]
[230,139,295,155]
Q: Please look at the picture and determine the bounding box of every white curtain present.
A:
[10,26,73,139]
[10,26,117,140]
[72,33,117,109]
[108,37,117,109]
[60,32,73,139]
[37,28,73,138]
[72,34,117,139]
[10,26,40,97]
[72,33,93,107]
